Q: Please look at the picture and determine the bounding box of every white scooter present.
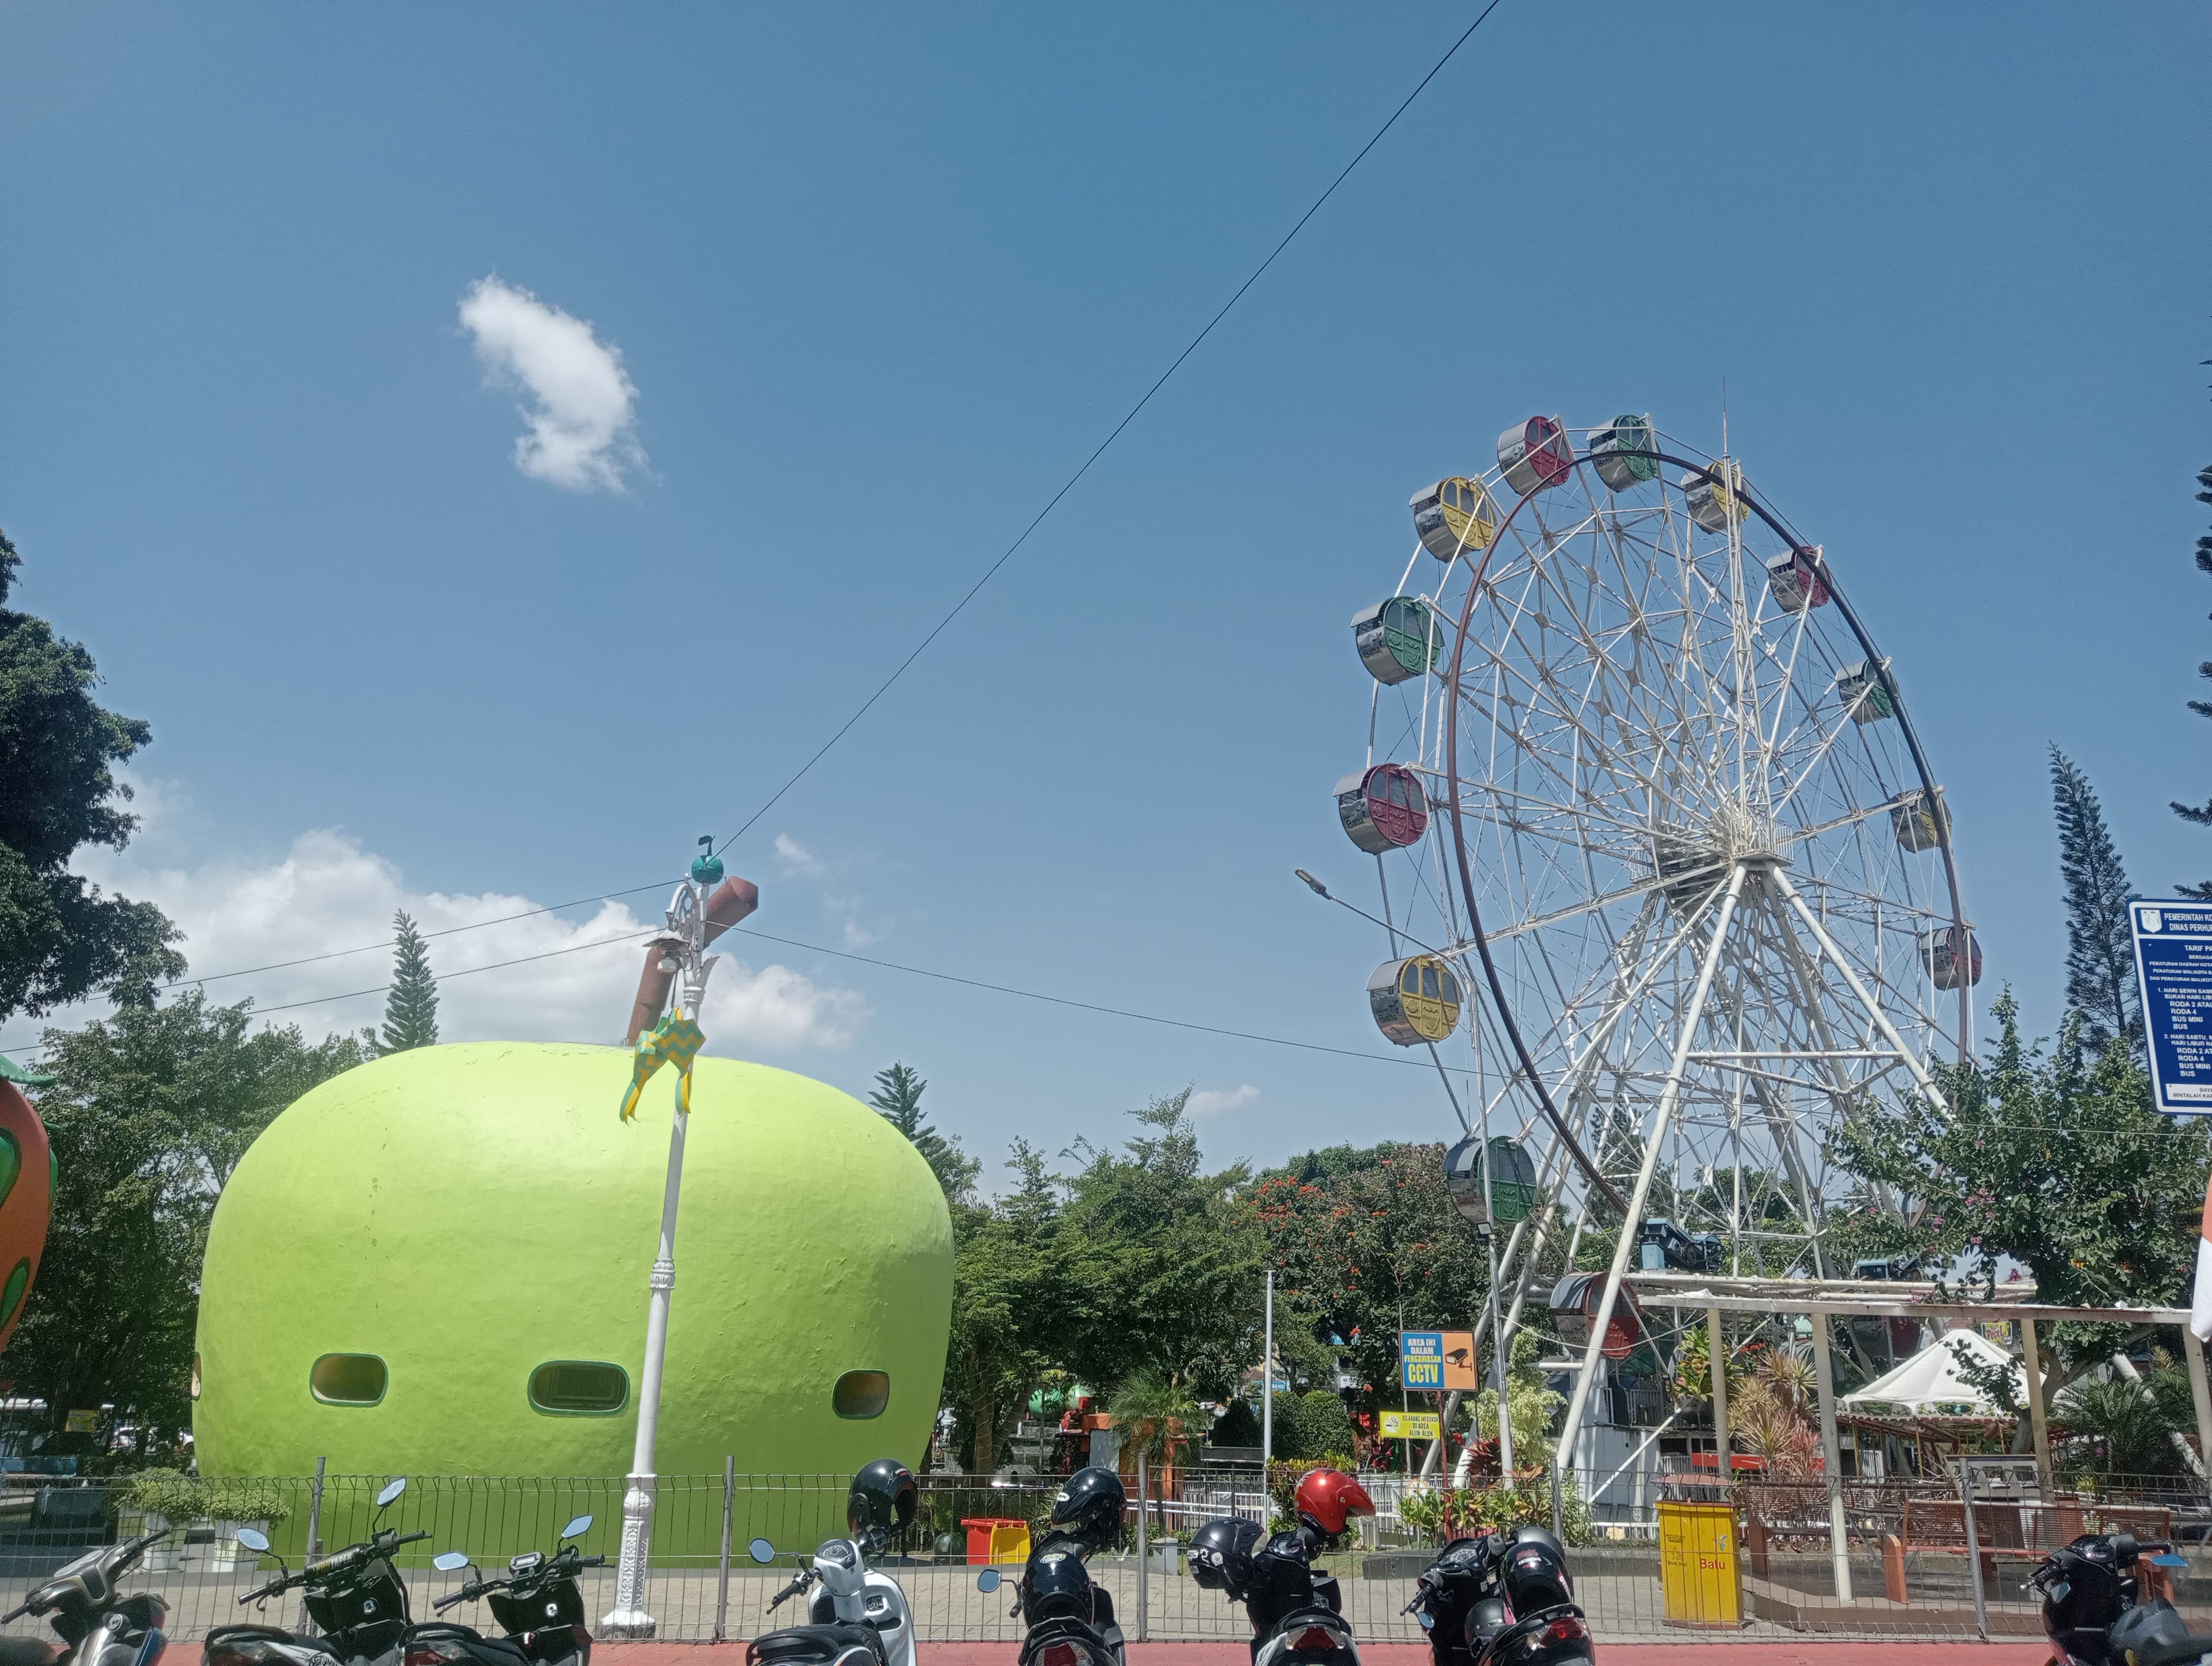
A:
[744,1533,913,1666]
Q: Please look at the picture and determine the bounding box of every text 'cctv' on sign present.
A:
[2131,900,2212,1115]
[1399,1330,1478,1391]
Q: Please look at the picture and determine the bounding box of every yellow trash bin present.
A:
[1658,1499,1742,1627]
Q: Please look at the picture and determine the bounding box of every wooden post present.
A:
[2184,1329,2212,1484]
[1707,1308,1731,1489]
[1809,1313,1854,1603]
[2021,1318,2053,1495]
[1881,1532,1908,1605]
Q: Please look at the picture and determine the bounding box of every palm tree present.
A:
[1110,1366,1202,1533]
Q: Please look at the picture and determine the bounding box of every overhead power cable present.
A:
[708,1,1506,857]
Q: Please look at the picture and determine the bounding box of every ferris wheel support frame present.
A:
[1546,862,1752,1526]
[1411,439,1971,1530]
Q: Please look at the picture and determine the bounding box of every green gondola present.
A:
[1351,595,1443,685]
[1443,1133,1541,1226]
[1589,415,1660,490]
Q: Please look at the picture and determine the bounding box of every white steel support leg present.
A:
[1552,863,1750,1516]
[1809,1311,1853,1603]
[606,1098,690,1637]
[1768,866,1950,1113]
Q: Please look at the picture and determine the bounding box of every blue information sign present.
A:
[1399,1330,1444,1389]
[2131,900,2212,1116]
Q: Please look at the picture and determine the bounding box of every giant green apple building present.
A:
[194,1043,954,1492]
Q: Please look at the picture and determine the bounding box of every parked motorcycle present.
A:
[1008,1468,1127,1666]
[2031,1531,2197,1666]
[411,1514,603,1666]
[745,1459,921,1666]
[977,1552,1114,1666]
[210,1478,427,1666]
[1400,1526,1591,1666]
[1187,1468,1373,1666]
[0,1525,171,1666]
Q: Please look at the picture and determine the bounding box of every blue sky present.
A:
[3,4,2207,1180]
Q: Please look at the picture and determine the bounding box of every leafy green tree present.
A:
[869,1062,978,1202]
[1250,1141,1492,1414]
[2052,748,2140,1052]
[376,910,439,1054]
[2056,1368,2196,1479]
[1056,1091,1262,1401]
[944,1142,1068,1472]
[12,991,368,1452]
[1830,990,2212,1411]
[0,530,182,1023]
[2173,456,2212,898]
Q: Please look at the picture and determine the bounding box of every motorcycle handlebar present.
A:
[580,1556,607,1568]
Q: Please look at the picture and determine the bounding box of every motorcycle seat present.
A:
[403,1624,532,1666]
[748,1624,884,1666]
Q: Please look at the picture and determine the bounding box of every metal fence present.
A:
[0,1467,2207,1646]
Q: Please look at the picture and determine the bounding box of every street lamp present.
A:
[603,840,757,1638]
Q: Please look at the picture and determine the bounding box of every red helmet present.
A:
[1293,1468,1376,1537]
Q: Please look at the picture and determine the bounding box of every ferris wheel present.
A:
[1338,414,1976,1302]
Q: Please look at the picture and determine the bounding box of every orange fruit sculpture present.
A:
[0,1075,54,1353]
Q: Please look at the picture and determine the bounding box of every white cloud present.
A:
[774,834,823,876]
[28,825,866,1056]
[459,276,644,492]
[1188,1084,1259,1118]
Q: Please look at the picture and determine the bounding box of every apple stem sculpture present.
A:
[605,838,757,1639]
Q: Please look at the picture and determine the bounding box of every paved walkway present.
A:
[600,1645,2058,1666]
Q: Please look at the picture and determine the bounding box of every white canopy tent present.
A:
[1842,1327,2024,1416]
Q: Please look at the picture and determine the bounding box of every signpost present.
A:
[1400,1330,1478,1391]
[2131,900,2212,1114]
[1380,1409,1442,1442]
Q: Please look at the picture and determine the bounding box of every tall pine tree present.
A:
[377,910,439,1054]
[2051,747,2139,1053]
[869,1061,978,1201]
[2172,451,2212,897]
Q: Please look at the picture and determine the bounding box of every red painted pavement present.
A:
[597,1646,2054,1666]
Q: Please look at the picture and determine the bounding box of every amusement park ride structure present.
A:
[1326,413,1987,1525]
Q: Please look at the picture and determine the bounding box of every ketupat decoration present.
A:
[618,1011,705,1121]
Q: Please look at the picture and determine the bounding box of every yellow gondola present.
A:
[1892,787,1950,853]
[1368,954,1462,1045]
[1410,477,1499,563]
[1682,459,1749,532]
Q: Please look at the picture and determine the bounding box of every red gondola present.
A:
[1549,1273,1646,1361]
[1497,415,1573,496]
[1925,925,1982,991]
[1765,546,1831,613]
[1336,764,1429,854]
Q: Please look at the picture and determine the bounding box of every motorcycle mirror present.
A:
[562,1516,593,1541]
[235,1529,271,1554]
[748,1540,776,1566]
[434,1553,472,1572]
[976,1569,1001,1594]
[376,1478,408,1510]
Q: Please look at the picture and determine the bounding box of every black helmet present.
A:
[1049,1466,1126,1549]
[1023,1548,1097,1624]
[1188,1517,1264,1598]
[847,1459,917,1542]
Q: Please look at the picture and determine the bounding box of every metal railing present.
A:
[0,1466,2202,1645]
